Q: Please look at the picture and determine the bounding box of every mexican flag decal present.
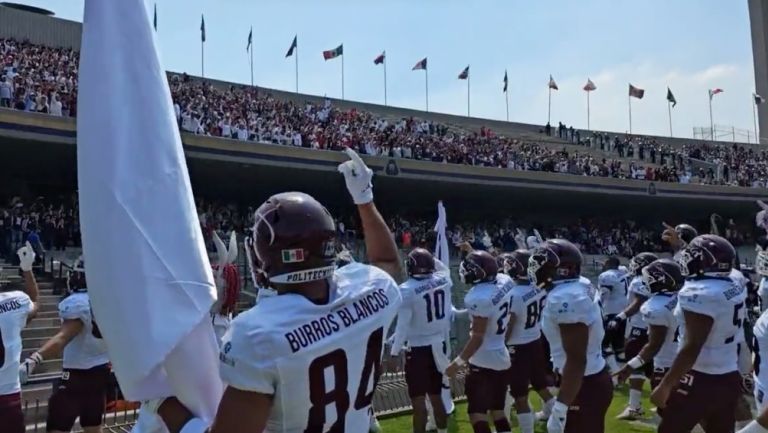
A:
[282,249,305,263]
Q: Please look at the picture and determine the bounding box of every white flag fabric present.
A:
[433,201,450,266]
[78,0,223,421]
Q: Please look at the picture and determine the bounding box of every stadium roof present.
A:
[0,2,54,16]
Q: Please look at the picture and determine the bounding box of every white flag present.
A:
[433,201,449,266]
[78,0,223,421]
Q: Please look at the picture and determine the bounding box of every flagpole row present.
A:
[295,44,299,94]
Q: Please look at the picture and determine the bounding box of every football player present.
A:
[445,250,513,433]
[0,244,39,433]
[746,294,768,433]
[389,247,451,433]
[149,148,403,433]
[608,251,658,420]
[499,250,555,433]
[613,259,682,416]
[529,239,612,433]
[21,257,111,433]
[596,256,629,377]
[756,236,768,312]
[651,234,746,433]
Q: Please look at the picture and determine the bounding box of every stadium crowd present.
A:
[2,37,767,187]
[2,193,753,265]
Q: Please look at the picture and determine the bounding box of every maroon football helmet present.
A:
[459,250,498,284]
[527,239,581,287]
[250,192,337,286]
[499,249,530,280]
[628,252,659,277]
[676,234,735,277]
[642,259,684,293]
[406,248,435,278]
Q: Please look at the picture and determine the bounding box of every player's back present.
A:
[463,273,514,370]
[597,269,628,315]
[0,290,33,395]
[58,292,109,369]
[506,281,545,345]
[219,263,401,433]
[676,277,746,374]
[399,268,452,346]
[640,293,678,368]
[541,279,605,375]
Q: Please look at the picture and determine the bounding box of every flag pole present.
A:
[295,41,299,93]
[341,51,345,100]
[201,39,205,78]
[709,93,714,141]
[383,53,387,106]
[249,35,254,87]
[505,89,509,122]
[628,94,632,134]
[753,97,759,144]
[467,71,470,117]
[668,101,673,137]
[548,86,552,125]
[425,68,429,112]
[587,91,591,131]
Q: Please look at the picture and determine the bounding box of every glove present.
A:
[17,242,35,272]
[19,352,43,385]
[742,374,755,395]
[607,313,626,331]
[337,147,374,205]
[546,401,568,433]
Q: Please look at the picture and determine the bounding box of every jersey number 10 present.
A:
[423,289,446,323]
[304,327,384,433]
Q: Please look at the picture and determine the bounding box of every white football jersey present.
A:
[390,260,452,354]
[506,282,546,345]
[626,276,650,330]
[675,277,747,374]
[759,277,768,313]
[598,269,629,316]
[0,290,34,395]
[464,273,514,370]
[219,263,401,433]
[58,292,109,369]
[639,293,679,369]
[752,309,768,389]
[541,279,606,376]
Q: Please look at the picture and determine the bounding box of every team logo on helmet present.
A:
[757,250,768,277]
[675,249,702,277]
[527,250,550,285]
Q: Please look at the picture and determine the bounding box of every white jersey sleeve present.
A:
[0,291,33,395]
[639,294,679,368]
[389,286,415,356]
[58,294,91,322]
[219,316,278,394]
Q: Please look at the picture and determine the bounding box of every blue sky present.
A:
[21,0,757,139]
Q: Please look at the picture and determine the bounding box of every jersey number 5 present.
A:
[423,289,446,323]
[305,327,384,433]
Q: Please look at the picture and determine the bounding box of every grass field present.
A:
[379,385,656,433]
